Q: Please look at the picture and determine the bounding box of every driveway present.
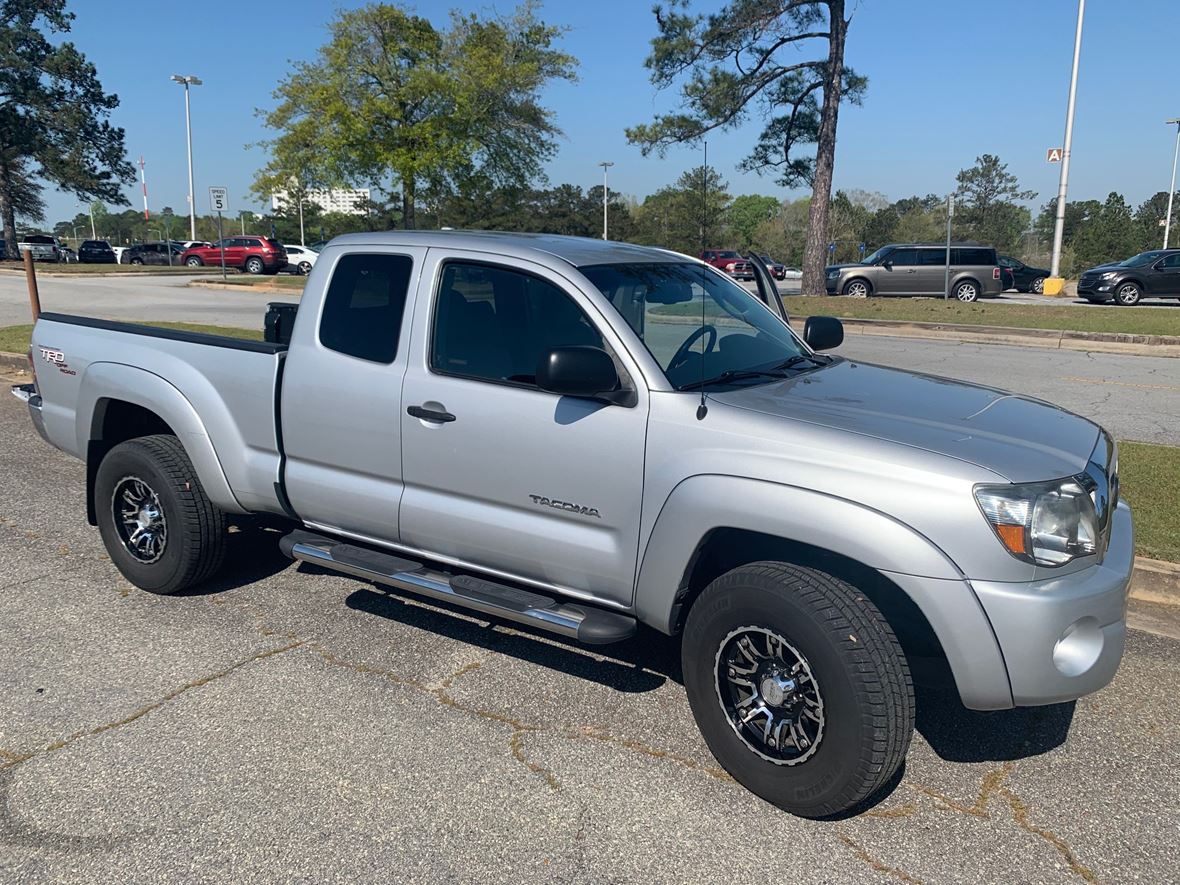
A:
[1,390,1177,883]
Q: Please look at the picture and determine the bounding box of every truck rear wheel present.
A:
[95,435,227,595]
[682,562,914,818]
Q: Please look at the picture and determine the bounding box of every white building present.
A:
[271,187,371,216]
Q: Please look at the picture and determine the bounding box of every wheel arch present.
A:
[78,364,245,524]
[842,276,873,296]
[634,476,1013,710]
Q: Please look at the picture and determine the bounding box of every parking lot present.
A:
[1,384,1178,883]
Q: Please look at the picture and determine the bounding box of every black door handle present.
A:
[407,405,456,423]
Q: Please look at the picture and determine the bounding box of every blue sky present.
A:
[42,0,1180,223]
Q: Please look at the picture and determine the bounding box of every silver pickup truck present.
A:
[13,232,1132,818]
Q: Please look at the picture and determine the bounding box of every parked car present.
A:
[18,234,61,262]
[122,242,186,266]
[77,240,118,264]
[1077,249,1180,306]
[826,243,1002,302]
[181,236,288,274]
[998,256,1051,294]
[15,231,1131,819]
[283,244,319,275]
[753,254,787,280]
[700,249,753,281]
[58,243,78,263]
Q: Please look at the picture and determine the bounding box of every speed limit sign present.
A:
[208,186,228,212]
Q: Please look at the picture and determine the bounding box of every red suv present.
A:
[700,249,753,281]
[181,236,288,275]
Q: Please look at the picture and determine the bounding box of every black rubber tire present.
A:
[1030,277,1045,295]
[298,261,312,275]
[1114,282,1141,306]
[841,278,872,298]
[953,279,980,302]
[245,256,264,275]
[682,562,914,819]
[94,435,227,595]
[186,256,203,267]
[130,257,144,266]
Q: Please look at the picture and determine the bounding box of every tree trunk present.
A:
[0,160,17,261]
[402,175,416,230]
[801,1,847,296]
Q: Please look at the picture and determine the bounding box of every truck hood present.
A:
[712,359,1100,483]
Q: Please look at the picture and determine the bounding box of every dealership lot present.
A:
[1,388,1177,884]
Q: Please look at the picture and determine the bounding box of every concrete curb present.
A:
[788,316,1180,358]
[0,351,27,372]
[186,279,302,295]
[1130,557,1180,606]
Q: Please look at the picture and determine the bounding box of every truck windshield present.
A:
[581,262,815,390]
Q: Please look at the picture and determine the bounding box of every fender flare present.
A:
[634,475,1013,710]
[77,362,245,514]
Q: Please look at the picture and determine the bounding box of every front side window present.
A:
[582,262,814,391]
[431,261,605,386]
[887,248,919,266]
[319,253,414,363]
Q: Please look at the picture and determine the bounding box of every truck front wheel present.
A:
[95,435,227,595]
[682,562,914,818]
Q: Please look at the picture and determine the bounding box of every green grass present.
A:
[788,297,1180,338]
[1117,441,1180,563]
[0,321,259,354]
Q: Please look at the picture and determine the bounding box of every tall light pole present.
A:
[598,161,614,240]
[1048,0,1085,291]
[170,74,202,240]
[1164,119,1180,249]
[88,204,96,239]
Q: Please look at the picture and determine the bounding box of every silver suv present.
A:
[826,243,1002,301]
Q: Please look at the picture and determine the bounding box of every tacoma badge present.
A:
[529,494,601,519]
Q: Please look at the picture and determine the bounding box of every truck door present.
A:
[279,245,428,541]
[398,250,649,606]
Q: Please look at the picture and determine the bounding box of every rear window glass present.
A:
[319,253,414,363]
[952,248,996,265]
[266,238,283,250]
[23,235,54,244]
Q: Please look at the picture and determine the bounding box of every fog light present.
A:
[1052,616,1103,677]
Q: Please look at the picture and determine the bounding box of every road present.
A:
[2,271,1178,445]
[0,271,297,328]
[1,390,1179,884]
[836,333,1180,446]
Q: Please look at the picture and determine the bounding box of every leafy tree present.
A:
[0,0,133,258]
[954,154,1034,252]
[1071,192,1137,270]
[727,194,779,250]
[254,2,576,229]
[627,0,866,294]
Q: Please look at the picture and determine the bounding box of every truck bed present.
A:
[29,312,288,516]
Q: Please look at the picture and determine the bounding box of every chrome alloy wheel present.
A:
[955,281,979,302]
[112,476,168,563]
[844,280,869,298]
[714,626,825,765]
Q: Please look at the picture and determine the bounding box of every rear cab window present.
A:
[319,253,415,363]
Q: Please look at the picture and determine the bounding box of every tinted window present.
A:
[952,247,996,265]
[319,253,414,363]
[432,261,604,387]
[1158,253,1180,269]
[887,249,919,266]
[23,235,54,244]
[918,248,947,266]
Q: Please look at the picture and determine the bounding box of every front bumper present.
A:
[969,501,1133,707]
[11,384,50,444]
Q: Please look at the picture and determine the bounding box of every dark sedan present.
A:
[122,242,185,266]
[997,256,1051,294]
[77,240,117,264]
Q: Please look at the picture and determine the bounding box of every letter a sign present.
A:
[1046,148,1064,163]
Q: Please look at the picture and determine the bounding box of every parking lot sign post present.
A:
[209,187,228,280]
[944,195,954,300]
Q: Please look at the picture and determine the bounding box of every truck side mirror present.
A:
[803,316,844,351]
[536,346,622,401]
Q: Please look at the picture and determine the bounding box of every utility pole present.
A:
[170,75,202,240]
[88,204,96,239]
[1047,0,1085,293]
[598,161,614,240]
[1164,119,1180,249]
[943,195,954,300]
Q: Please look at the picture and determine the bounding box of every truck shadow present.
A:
[908,653,1076,763]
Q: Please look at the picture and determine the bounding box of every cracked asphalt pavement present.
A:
[2,389,1179,884]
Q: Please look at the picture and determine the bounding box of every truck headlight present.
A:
[975,477,1099,567]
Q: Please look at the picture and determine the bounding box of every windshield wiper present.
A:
[678,368,787,391]
[771,354,829,371]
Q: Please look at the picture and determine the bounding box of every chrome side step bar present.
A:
[282,532,637,645]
